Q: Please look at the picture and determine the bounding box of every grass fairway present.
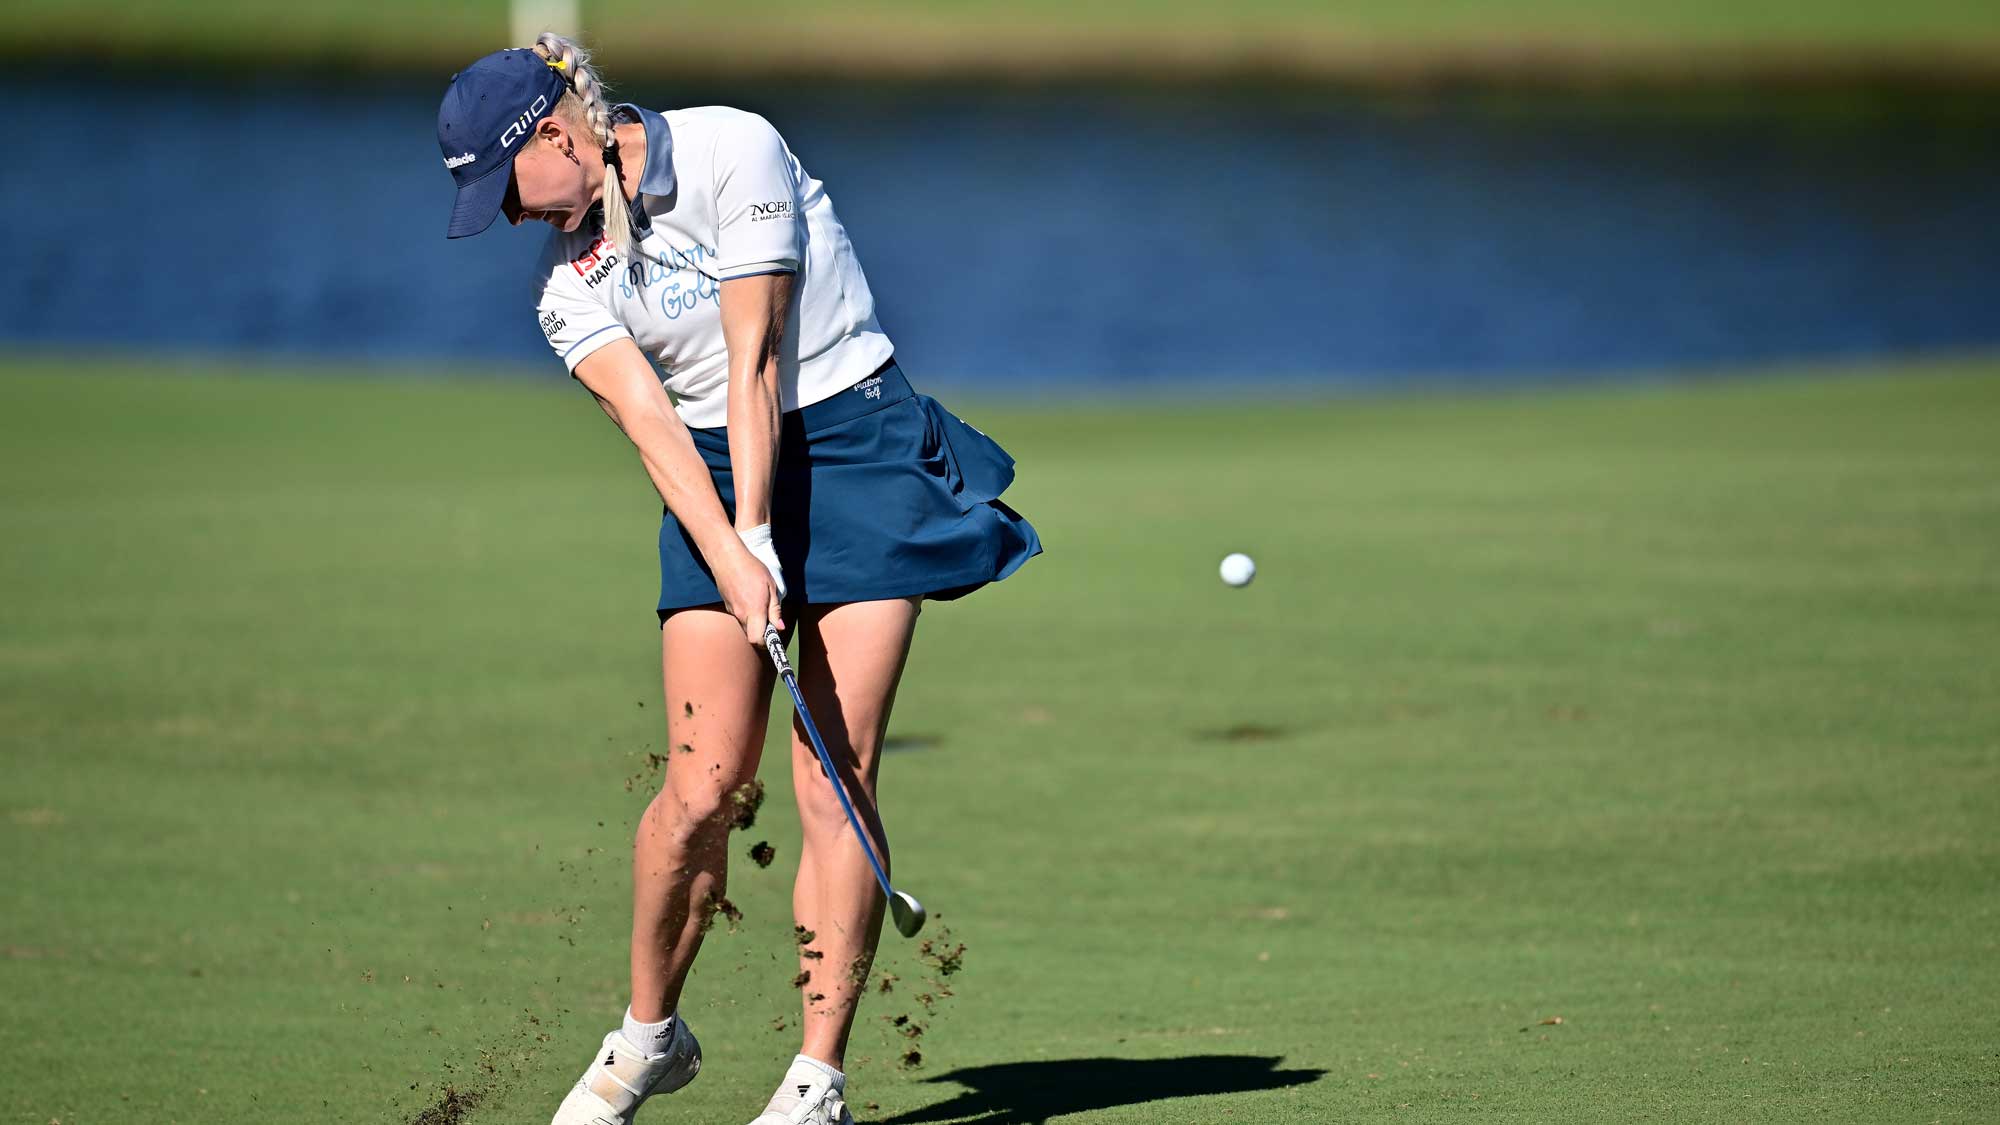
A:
[27,0,2000,82]
[3,357,1997,1123]
[33,0,1998,48]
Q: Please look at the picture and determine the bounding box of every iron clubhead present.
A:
[889,890,927,937]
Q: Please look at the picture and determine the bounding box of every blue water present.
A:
[6,75,1997,386]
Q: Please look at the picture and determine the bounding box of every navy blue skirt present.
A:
[657,362,1041,617]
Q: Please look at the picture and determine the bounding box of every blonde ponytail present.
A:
[531,33,641,262]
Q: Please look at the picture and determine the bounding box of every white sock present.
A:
[621,1007,677,1057]
[787,1052,844,1089]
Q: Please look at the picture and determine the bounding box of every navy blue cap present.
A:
[437,49,571,238]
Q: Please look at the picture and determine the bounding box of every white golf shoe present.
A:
[549,1018,701,1125]
[745,1054,855,1125]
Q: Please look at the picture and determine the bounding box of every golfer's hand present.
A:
[719,528,785,644]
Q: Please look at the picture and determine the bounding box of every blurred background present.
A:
[9,0,1999,389]
[6,5,2000,1124]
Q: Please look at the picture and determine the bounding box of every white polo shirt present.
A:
[533,104,894,428]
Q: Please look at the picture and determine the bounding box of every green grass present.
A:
[27,0,2000,81]
[3,356,1998,1123]
[32,0,2000,46]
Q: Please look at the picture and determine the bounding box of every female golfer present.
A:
[436,34,1039,1125]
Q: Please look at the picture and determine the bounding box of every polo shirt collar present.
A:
[612,103,676,198]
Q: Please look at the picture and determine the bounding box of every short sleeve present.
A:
[534,238,632,371]
[711,112,804,279]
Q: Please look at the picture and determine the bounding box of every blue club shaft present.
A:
[766,629,898,902]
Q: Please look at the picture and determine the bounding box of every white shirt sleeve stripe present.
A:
[720,261,799,281]
[561,323,626,361]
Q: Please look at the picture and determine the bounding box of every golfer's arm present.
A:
[571,339,737,562]
[719,271,793,532]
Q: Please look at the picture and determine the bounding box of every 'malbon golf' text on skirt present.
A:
[656,361,1041,617]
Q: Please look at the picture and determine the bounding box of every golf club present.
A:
[763,623,927,938]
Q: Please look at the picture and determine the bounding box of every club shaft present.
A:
[776,666,899,902]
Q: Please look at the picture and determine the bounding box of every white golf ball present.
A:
[1219,552,1257,587]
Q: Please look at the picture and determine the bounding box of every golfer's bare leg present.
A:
[789,596,921,1067]
[630,606,776,1022]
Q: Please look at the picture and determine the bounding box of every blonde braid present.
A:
[531,33,639,261]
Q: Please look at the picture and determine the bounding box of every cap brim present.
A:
[445,162,511,239]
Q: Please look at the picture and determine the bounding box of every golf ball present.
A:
[1219,552,1256,587]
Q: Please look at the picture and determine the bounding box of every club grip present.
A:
[762,623,793,677]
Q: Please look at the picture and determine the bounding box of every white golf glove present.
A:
[736,523,787,602]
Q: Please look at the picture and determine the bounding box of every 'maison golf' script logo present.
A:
[616,241,721,320]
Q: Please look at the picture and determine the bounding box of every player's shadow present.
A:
[876,1054,1327,1125]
